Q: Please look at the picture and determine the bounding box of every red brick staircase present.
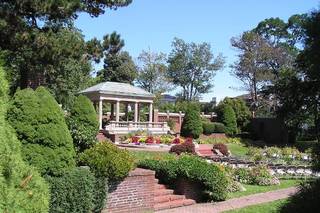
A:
[154,178,196,211]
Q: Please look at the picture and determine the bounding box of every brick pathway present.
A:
[157,187,298,213]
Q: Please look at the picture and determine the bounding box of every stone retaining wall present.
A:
[104,168,155,213]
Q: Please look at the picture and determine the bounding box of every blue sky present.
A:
[75,0,319,102]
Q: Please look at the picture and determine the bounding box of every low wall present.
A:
[104,168,155,213]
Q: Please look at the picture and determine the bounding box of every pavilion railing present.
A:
[105,121,169,133]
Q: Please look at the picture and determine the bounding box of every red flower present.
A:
[146,136,154,144]
[172,137,181,144]
[132,136,139,143]
[155,138,161,144]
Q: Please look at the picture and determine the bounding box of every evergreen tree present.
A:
[67,95,99,153]
[7,87,76,176]
[0,65,49,212]
[180,103,203,139]
[221,105,237,135]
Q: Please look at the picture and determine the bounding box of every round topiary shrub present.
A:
[221,105,237,135]
[67,95,99,152]
[213,122,226,133]
[212,143,229,156]
[202,122,215,135]
[0,66,49,212]
[181,103,203,139]
[79,140,134,182]
[7,86,76,176]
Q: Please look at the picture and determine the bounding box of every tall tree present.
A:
[98,32,137,83]
[136,49,170,93]
[168,38,224,101]
[0,0,132,103]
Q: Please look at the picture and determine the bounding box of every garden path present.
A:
[156,187,298,213]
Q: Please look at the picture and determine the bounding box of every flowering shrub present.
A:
[282,147,302,160]
[169,138,195,155]
[265,146,282,158]
[172,137,181,144]
[246,147,265,162]
[212,143,229,156]
[234,168,252,184]
[131,136,139,144]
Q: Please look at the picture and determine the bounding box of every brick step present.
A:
[154,199,196,211]
[155,184,167,190]
[154,194,185,203]
[154,189,174,196]
[154,178,159,184]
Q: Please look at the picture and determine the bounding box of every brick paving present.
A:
[157,187,298,213]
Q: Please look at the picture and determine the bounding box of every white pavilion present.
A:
[80,81,170,137]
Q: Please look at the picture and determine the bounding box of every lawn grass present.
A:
[129,150,173,164]
[227,143,249,157]
[228,179,300,199]
[224,199,288,213]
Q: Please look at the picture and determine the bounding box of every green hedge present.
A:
[202,122,226,135]
[46,167,95,213]
[138,154,229,201]
[79,141,134,182]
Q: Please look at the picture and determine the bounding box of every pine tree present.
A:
[0,65,49,212]
[67,95,99,152]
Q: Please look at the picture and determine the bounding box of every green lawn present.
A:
[228,179,300,199]
[129,150,173,164]
[227,143,249,157]
[224,199,288,213]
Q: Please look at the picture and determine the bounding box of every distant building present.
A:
[160,94,177,104]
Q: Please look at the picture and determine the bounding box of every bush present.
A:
[67,95,99,153]
[234,168,252,184]
[181,103,203,139]
[280,179,320,213]
[169,138,195,155]
[202,122,215,135]
[246,147,265,162]
[92,176,108,213]
[79,141,134,181]
[7,87,76,176]
[0,65,50,212]
[212,143,229,156]
[46,167,94,213]
[221,105,237,135]
[213,122,226,133]
[265,146,282,158]
[139,154,229,201]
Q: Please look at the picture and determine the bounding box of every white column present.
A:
[99,99,103,129]
[116,100,120,122]
[149,103,153,123]
[134,102,138,122]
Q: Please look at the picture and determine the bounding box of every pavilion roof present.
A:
[79,81,155,98]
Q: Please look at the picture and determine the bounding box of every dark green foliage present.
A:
[79,141,134,182]
[0,65,49,212]
[280,179,320,213]
[181,103,203,138]
[46,167,95,213]
[92,176,108,213]
[139,154,229,201]
[67,95,99,152]
[213,122,226,133]
[7,86,76,176]
[221,105,237,135]
[202,122,215,135]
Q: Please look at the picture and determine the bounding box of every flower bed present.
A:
[120,131,184,146]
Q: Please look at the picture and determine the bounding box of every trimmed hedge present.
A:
[79,141,134,182]
[202,122,226,135]
[181,103,203,139]
[0,65,49,212]
[7,87,76,176]
[46,167,94,213]
[138,154,229,201]
[67,95,99,153]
